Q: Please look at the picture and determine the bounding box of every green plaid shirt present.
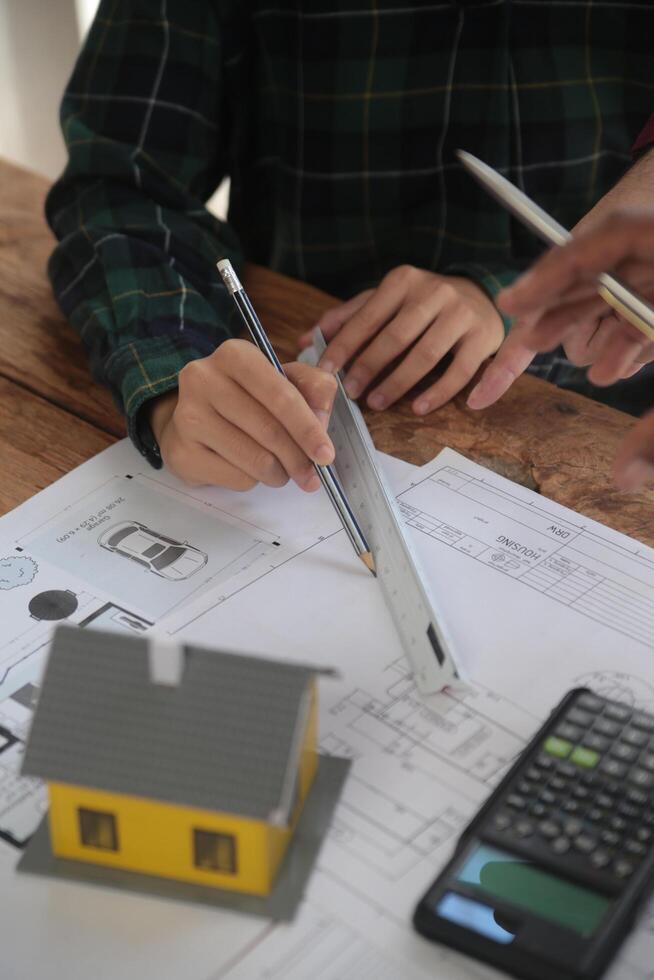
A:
[47,0,654,458]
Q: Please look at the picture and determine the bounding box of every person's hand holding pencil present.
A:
[148,339,337,491]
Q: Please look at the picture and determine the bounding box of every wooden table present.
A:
[1,156,652,544]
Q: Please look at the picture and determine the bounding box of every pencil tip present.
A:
[360,551,377,577]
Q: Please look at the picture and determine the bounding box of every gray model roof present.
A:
[22,625,328,823]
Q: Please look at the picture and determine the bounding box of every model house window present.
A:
[193,829,237,873]
[78,807,119,851]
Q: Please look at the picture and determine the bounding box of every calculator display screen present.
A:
[455,844,611,937]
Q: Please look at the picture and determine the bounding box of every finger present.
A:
[500,214,654,316]
[318,268,416,373]
[620,363,645,379]
[634,340,654,364]
[365,316,463,409]
[298,290,374,349]
[466,331,536,409]
[206,376,321,490]
[412,341,486,414]
[524,294,613,351]
[614,409,654,491]
[587,320,650,386]
[344,299,455,400]
[284,361,338,427]
[562,318,606,367]
[163,432,258,492]
[218,340,335,465]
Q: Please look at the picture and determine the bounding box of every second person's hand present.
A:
[148,339,337,491]
[467,212,654,410]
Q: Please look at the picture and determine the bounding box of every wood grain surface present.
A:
[1,156,652,544]
[0,376,113,515]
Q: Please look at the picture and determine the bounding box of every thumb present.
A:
[466,331,537,410]
[614,410,654,491]
[284,361,338,429]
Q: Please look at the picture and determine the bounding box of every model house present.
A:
[22,625,326,897]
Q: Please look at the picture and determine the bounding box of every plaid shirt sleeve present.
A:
[45,0,243,456]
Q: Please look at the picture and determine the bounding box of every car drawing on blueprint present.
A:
[98,521,208,581]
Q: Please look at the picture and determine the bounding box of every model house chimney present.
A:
[148,637,185,686]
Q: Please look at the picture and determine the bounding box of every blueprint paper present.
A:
[158,449,654,980]
[0,440,653,978]
[395,449,654,719]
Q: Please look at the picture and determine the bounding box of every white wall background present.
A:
[0,0,228,214]
[0,0,85,179]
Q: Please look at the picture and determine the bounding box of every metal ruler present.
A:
[304,330,460,694]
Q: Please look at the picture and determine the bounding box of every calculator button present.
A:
[506,794,527,810]
[516,780,533,795]
[594,718,622,738]
[556,724,583,743]
[535,753,556,770]
[550,776,567,792]
[603,780,620,796]
[621,728,649,748]
[624,839,647,858]
[573,786,590,801]
[617,802,641,820]
[515,820,535,838]
[551,836,571,854]
[636,828,652,843]
[639,753,654,772]
[494,813,512,831]
[563,818,584,837]
[580,772,601,788]
[566,709,594,728]
[561,800,581,814]
[631,713,654,733]
[613,859,635,878]
[600,759,628,779]
[526,766,543,782]
[629,769,654,790]
[601,830,621,847]
[590,849,611,869]
[539,790,557,806]
[577,694,604,713]
[627,788,649,807]
[596,794,614,810]
[605,704,632,723]
[574,834,597,854]
[582,733,610,753]
[609,816,628,833]
[544,737,572,759]
[529,802,548,819]
[571,746,600,769]
[557,762,578,779]
[611,743,639,763]
[538,820,560,839]
[587,808,604,823]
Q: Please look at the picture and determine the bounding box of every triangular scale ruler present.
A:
[305,329,461,694]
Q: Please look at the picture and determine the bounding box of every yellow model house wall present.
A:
[47,679,320,896]
[48,782,274,894]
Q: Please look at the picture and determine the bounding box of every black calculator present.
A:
[413,688,654,980]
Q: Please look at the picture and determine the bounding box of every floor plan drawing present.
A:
[0,688,47,851]
[398,460,654,649]
[21,474,273,621]
[0,441,653,978]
